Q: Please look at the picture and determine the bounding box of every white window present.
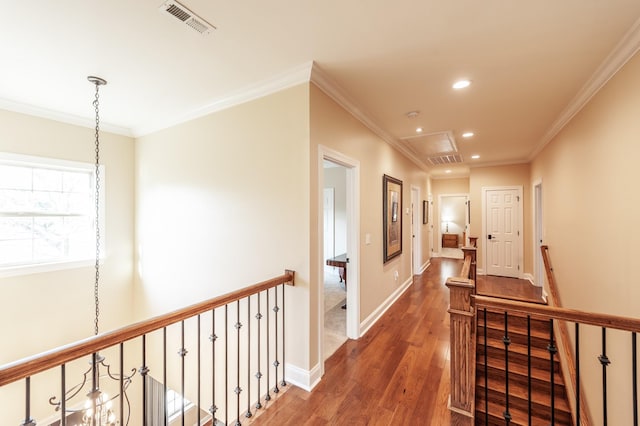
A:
[166,389,194,421]
[0,152,104,276]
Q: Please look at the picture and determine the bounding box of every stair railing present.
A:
[542,245,592,425]
[473,295,640,425]
[0,270,295,426]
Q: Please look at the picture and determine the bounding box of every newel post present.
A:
[461,247,477,282]
[446,274,476,425]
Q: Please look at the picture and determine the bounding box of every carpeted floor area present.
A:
[324,267,347,359]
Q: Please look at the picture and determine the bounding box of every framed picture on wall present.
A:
[423,200,428,224]
[383,174,403,262]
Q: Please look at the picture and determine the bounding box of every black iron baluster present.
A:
[503,312,512,424]
[255,292,263,410]
[235,300,242,426]
[527,315,531,426]
[120,342,124,426]
[210,309,218,424]
[273,285,280,394]
[21,376,35,426]
[197,315,201,426]
[225,304,229,426]
[576,323,581,426]
[483,308,488,426]
[179,320,188,426]
[61,365,66,426]
[91,352,98,426]
[265,288,271,402]
[548,319,557,425]
[599,327,610,426]
[633,332,637,426]
[281,283,287,388]
[164,327,168,426]
[246,295,253,419]
[140,334,149,426]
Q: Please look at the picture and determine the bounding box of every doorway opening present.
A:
[534,181,544,288]
[438,193,469,259]
[411,186,422,275]
[318,146,360,370]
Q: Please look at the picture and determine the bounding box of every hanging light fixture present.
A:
[49,76,135,426]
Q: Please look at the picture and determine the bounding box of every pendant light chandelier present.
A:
[48,76,135,426]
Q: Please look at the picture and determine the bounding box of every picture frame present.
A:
[383,174,403,262]
[423,200,428,224]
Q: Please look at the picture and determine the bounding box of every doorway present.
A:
[318,146,360,370]
[482,186,523,278]
[534,181,544,287]
[411,186,421,275]
[438,193,469,259]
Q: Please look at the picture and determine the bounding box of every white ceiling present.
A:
[2,1,640,177]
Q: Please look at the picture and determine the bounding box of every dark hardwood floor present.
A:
[251,258,542,425]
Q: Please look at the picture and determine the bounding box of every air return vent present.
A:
[427,154,463,166]
[159,1,216,35]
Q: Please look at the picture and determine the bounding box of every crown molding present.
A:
[0,97,133,137]
[133,62,314,137]
[309,62,429,172]
[530,16,640,160]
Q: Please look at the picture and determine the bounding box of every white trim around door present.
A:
[318,145,360,376]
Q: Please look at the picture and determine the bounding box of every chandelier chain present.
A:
[93,83,101,336]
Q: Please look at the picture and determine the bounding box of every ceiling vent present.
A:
[427,154,464,166]
[159,1,216,35]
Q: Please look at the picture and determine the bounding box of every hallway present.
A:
[254,258,457,425]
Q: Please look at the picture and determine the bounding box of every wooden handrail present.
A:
[474,294,640,333]
[0,270,295,387]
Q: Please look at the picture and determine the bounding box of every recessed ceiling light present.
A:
[453,79,471,90]
[462,132,474,138]
[416,127,423,133]
[471,155,480,159]
[445,169,452,174]
[406,111,419,119]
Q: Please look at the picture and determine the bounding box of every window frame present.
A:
[0,152,105,278]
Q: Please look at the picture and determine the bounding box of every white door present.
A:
[485,188,521,277]
[323,188,335,262]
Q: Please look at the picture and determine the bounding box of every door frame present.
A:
[481,185,524,277]
[318,145,360,372]
[411,186,421,275]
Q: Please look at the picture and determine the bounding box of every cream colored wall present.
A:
[0,109,135,423]
[134,83,311,380]
[531,51,640,424]
[309,84,430,368]
[469,164,531,274]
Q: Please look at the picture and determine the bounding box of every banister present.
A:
[0,269,295,387]
[474,294,640,333]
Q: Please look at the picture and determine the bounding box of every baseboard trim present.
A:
[418,260,431,274]
[359,276,413,337]
[285,362,321,392]
[523,273,535,285]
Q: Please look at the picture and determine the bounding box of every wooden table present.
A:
[326,253,348,309]
[326,253,348,286]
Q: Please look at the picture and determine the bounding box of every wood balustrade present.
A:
[0,270,295,388]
